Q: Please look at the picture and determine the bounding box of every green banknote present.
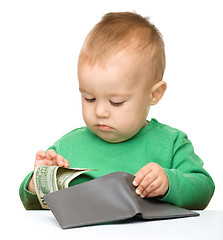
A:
[34,165,97,209]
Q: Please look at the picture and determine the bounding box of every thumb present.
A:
[36,150,46,160]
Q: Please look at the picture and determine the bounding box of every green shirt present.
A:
[19,119,215,210]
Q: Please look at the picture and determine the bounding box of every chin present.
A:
[101,135,131,144]
[94,132,123,143]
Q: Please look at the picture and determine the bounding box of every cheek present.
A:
[113,106,137,124]
[82,103,92,121]
[121,101,143,116]
[114,101,148,123]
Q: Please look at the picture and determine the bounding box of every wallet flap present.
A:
[44,172,199,229]
[44,172,140,228]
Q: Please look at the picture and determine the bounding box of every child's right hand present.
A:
[27,149,69,194]
[34,149,69,170]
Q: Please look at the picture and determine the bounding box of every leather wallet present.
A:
[44,172,199,229]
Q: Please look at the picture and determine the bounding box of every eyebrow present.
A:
[79,88,93,95]
[79,88,131,97]
[108,93,131,98]
[79,88,86,93]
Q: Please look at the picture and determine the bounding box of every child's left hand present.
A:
[133,162,169,198]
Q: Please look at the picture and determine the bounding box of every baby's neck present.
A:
[142,121,148,128]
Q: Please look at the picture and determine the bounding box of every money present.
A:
[34,165,97,209]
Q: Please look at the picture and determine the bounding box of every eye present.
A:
[109,101,125,107]
[83,97,96,103]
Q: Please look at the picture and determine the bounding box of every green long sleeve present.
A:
[19,119,215,210]
[161,133,215,209]
[19,172,42,210]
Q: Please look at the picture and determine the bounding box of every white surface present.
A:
[3,210,223,240]
[0,0,222,216]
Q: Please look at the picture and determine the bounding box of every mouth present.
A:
[96,124,114,131]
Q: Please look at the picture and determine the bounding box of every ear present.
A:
[150,81,167,105]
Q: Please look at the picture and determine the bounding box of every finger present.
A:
[43,159,57,166]
[148,180,169,198]
[133,165,153,187]
[56,154,65,167]
[36,150,46,160]
[135,172,157,196]
[45,149,57,160]
[147,185,164,198]
[34,158,57,170]
[140,178,162,198]
[64,159,70,168]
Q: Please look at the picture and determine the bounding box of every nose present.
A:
[95,102,110,118]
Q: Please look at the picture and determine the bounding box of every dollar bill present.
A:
[34,165,97,209]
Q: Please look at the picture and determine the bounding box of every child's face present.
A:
[78,50,153,143]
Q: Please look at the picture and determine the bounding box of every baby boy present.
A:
[20,12,215,210]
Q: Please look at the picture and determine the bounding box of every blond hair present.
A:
[78,12,165,83]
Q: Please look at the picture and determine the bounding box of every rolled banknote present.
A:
[34,165,97,209]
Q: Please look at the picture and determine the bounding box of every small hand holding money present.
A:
[27,149,69,194]
[35,149,70,169]
[27,149,97,209]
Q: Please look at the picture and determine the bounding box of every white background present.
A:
[0,0,222,219]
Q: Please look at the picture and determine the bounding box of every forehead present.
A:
[78,50,150,92]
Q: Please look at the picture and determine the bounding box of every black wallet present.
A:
[44,172,199,229]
